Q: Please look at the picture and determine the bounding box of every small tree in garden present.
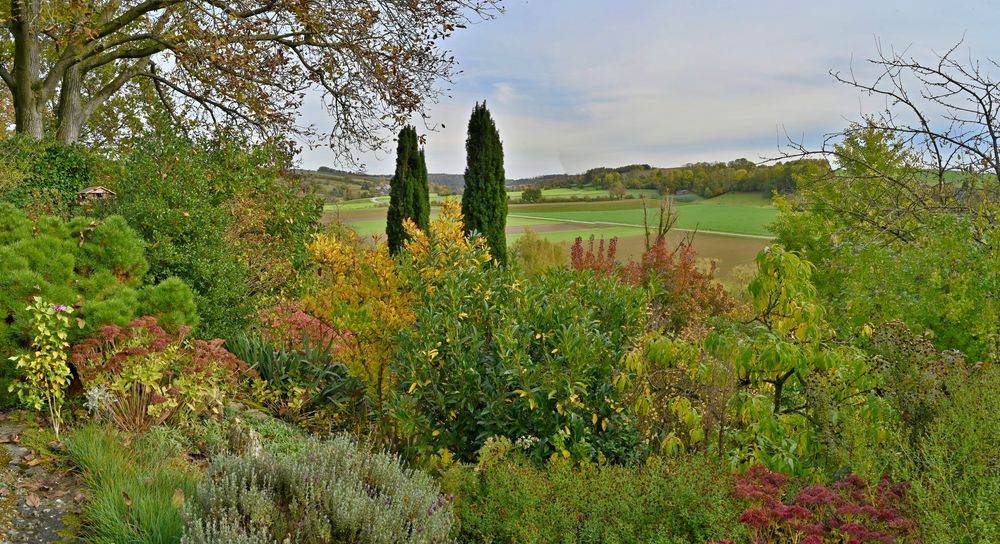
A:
[9,297,75,439]
[462,102,508,264]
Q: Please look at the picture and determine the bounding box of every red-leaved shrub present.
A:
[257,301,350,352]
[571,235,730,332]
[570,235,618,275]
[709,465,918,544]
[71,316,253,430]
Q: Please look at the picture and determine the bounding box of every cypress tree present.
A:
[412,148,430,231]
[386,125,429,253]
[461,102,508,264]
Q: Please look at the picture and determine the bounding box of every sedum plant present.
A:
[182,434,455,544]
[8,297,74,439]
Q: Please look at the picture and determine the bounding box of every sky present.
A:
[297,0,1000,179]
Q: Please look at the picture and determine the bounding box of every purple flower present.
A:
[52,304,68,313]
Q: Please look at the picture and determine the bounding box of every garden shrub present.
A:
[447,437,745,544]
[510,230,566,276]
[570,234,730,333]
[136,277,200,332]
[621,248,881,476]
[227,333,368,432]
[711,465,917,544]
[8,297,74,439]
[305,227,414,413]
[886,366,1000,543]
[102,125,322,339]
[182,434,455,544]
[0,204,199,354]
[392,202,648,463]
[774,194,999,361]
[256,301,349,351]
[865,321,968,444]
[66,424,200,544]
[72,317,253,431]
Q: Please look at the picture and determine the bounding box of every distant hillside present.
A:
[425,173,464,191]
[293,168,390,202]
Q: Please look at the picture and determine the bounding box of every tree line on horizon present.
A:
[522,158,832,197]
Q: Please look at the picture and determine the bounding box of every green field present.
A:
[507,192,777,237]
[326,191,776,276]
[325,186,660,211]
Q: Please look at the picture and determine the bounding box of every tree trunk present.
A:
[11,0,44,139]
[56,65,84,143]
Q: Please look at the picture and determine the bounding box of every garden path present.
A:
[0,414,82,543]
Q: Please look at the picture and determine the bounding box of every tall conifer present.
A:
[461,102,507,264]
[386,125,429,253]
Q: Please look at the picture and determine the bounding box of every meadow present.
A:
[324,186,661,212]
[327,191,775,276]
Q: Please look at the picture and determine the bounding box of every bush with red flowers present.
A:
[71,316,254,431]
[710,465,918,544]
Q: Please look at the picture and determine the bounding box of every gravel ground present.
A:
[0,419,83,544]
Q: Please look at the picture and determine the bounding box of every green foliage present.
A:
[887,367,1000,543]
[8,297,74,439]
[182,434,455,544]
[227,334,367,431]
[625,248,880,476]
[0,136,95,216]
[0,204,199,356]
[510,230,566,277]
[65,424,199,544]
[718,247,876,475]
[137,277,200,332]
[837,366,1000,543]
[102,125,320,338]
[772,123,999,361]
[462,102,508,264]
[865,321,967,444]
[393,241,648,463]
[446,437,746,544]
[386,125,430,253]
[520,187,543,203]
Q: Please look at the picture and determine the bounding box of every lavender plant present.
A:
[182,434,454,544]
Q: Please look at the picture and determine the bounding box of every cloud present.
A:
[299,0,1000,178]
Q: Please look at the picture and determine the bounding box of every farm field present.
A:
[326,191,775,276]
[323,186,660,211]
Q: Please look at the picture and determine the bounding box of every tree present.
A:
[0,1,501,156]
[780,41,1000,239]
[520,187,542,203]
[461,101,507,263]
[386,125,429,254]
[608,180,626,200]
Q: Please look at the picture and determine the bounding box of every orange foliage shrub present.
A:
[304,229,414,410]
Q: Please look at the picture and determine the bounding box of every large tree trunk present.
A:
[11,0,44,139]
[56,65,85,143]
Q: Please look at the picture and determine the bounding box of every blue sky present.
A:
[298,0,1000,178]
